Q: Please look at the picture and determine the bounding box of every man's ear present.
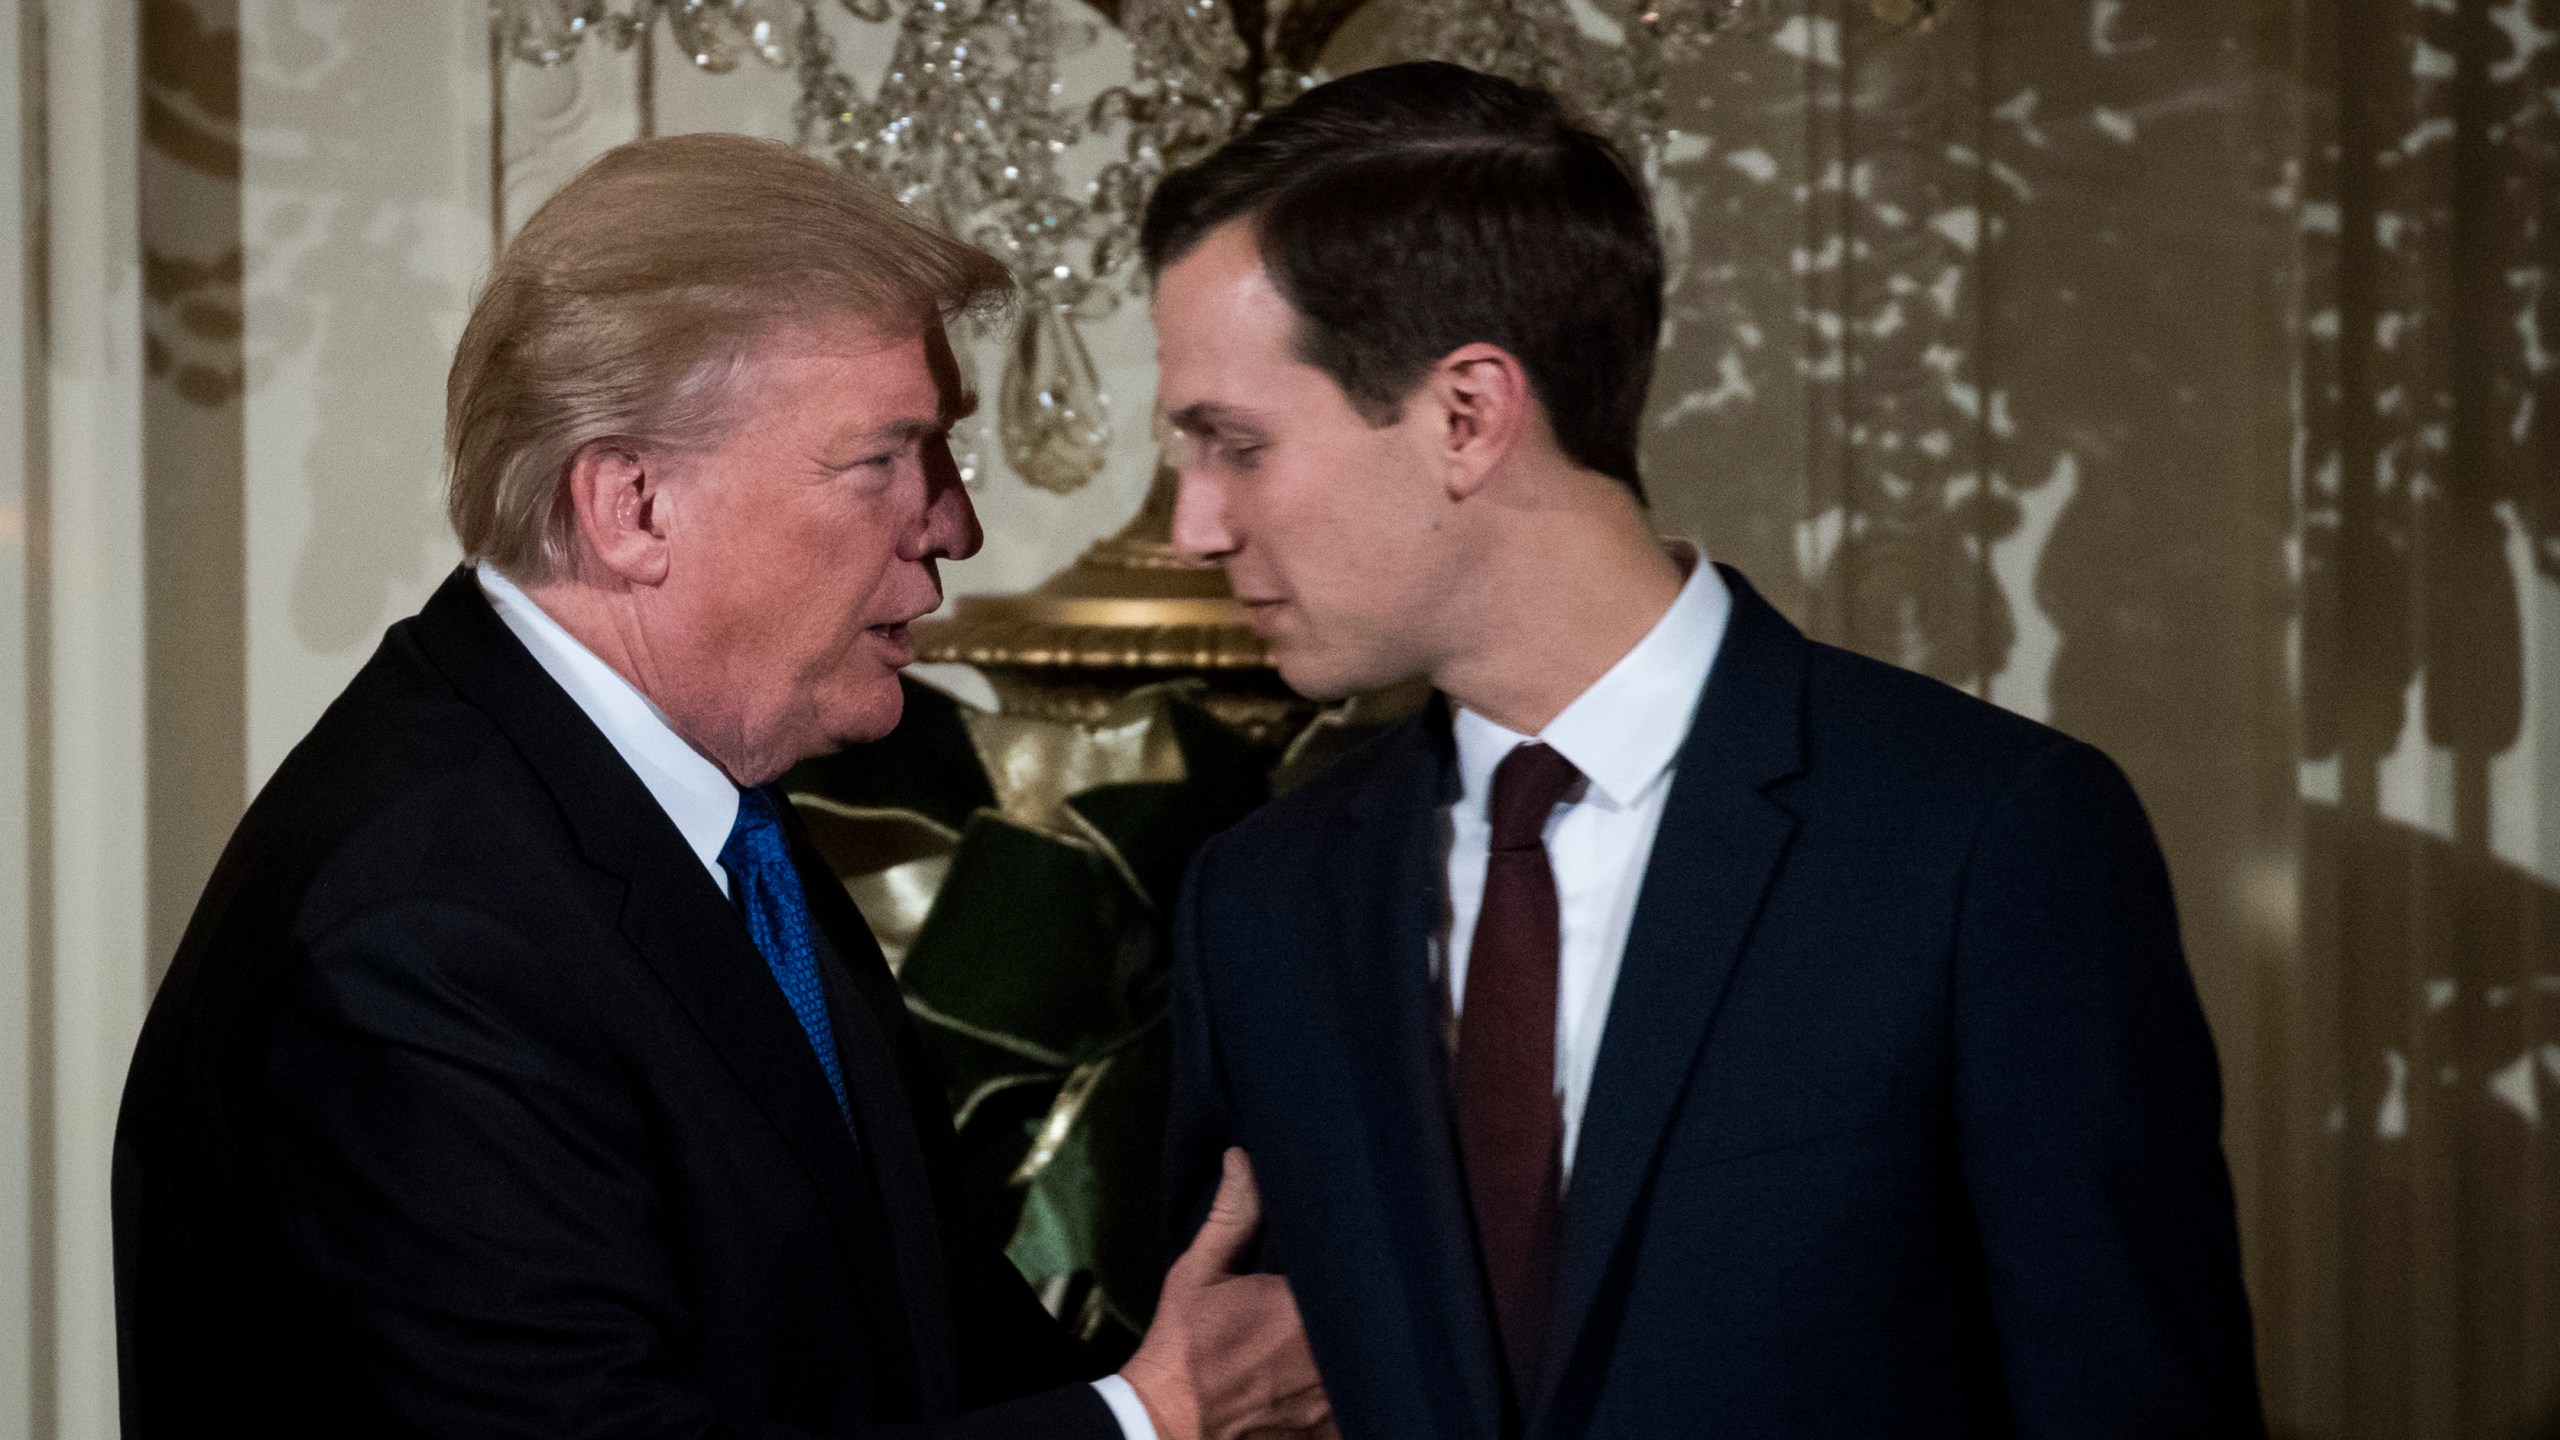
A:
[563,438,672,586]
[1421,342,1533,501]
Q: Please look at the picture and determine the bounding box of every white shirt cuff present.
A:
[1090,1373,1161,1440]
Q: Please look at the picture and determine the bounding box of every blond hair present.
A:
[446,132,1012,581]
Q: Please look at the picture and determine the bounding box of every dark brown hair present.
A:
[1141,61,1663,497]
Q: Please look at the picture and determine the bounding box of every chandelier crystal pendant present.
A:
[501,0,611,65]
[794,0,1251,493]
[489,0,1916,499]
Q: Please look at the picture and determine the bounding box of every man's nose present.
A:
[914,444,984,562]
[1169,465,1237,563]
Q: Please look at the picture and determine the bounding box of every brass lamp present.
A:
[917,462,1323,749]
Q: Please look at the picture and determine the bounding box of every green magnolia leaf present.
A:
[787,800,960,971]
[1064,781,1199,918]
[1005,1025,1173,1334]
[948,1071,1067,1256]
[900,811,1143,1063]
[794,680,1279,1349]
[1076,1023,1172,1332]
[907,1002,1064,1121]
[1008,1061,1107,1286]
[790,800,957,875]
[1065,699,1271,914]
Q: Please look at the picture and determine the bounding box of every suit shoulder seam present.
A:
[1949,734,2100,913]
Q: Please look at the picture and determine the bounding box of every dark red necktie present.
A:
[1455,740,1583,1412]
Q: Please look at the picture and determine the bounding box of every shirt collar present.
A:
[475,561,741,884]
[1453,547,1732,814]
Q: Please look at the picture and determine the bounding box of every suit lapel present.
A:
[791,811,960,1415]
[1317,710,1508,1440]
[402,569,906,1378]
[1531,568,1808,1435]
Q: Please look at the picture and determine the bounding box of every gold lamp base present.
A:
[918,464,1323,750]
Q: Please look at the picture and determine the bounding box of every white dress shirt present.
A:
[1436,553,1732,1179]
[478,563,740,895]
[474,563,1157,1440]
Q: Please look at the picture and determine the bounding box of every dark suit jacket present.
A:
[1168,566,2264,1440]
[114,568,1118,1440]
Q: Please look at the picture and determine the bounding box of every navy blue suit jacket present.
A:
[1167,567,2264,1439]
[114,570,1116,1439]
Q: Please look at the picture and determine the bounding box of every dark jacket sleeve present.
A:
[1950,740,2266,1438]
[262,897,1117,1440]
[1164,840,1240,1256]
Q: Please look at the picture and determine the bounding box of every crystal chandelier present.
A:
[488,0,1925,498]
[496,0,1249,495]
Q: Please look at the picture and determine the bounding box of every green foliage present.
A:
[785,675,1269,1353]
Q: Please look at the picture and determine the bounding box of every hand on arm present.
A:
[1118,1149,1336,1440]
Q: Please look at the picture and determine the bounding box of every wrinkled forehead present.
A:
[707,314,974,443]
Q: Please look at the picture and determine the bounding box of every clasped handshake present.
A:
[1120,1149,1337,1440]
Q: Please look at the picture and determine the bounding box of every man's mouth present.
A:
[869,621,916,661]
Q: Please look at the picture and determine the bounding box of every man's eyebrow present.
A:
[1165,401,1267,438]
[849,391,979,448]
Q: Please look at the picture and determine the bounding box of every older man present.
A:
[112,134,1327,1440]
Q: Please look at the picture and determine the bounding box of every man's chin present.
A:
[776,677,907,770]
[831,679,908,748]
[1272,646,1409,704]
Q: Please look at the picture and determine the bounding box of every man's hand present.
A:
[1120,1148,1336,1440]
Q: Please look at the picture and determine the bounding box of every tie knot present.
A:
[1487,742,1582,853]
[720,786,789,872]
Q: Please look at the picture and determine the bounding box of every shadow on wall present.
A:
[1617,1,2556,1434]
[243,0,476,655]
[1983,0,2560,1429]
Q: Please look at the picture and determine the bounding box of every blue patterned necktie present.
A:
[720,786,853,1129]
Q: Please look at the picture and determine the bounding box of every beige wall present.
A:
[3,10,38,1435]
[238,0,483,789]
[7,0,153,1435]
